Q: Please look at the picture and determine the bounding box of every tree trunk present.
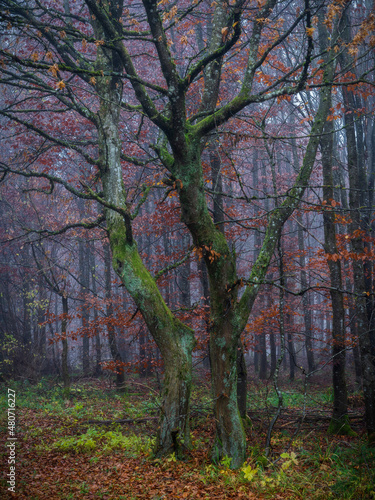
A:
[177,232,191,308]
[320,125,351,433]
[236,339,248,419]
[104,241,125,390]
[90,242,102,377]
[339,10,375,443]
[78,207,90,377]
[37,274,47,363]
[199,259,211,369]
[92,16,195,455]
[176,146,246,468]
[345,95,375,442]
[61,294,70,398]
[210,328,246,467]
[287,330,295,382]
[337,153,362,389]
[269,322,277,378]
[297,215,315,373]
[259,323,268,380]
[317,5,352,436]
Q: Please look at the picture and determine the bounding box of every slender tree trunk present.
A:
[256,155,267,379]
[316,5,352,436]
[254,343,259,374]
[297,215,315,372]
[259,319,268,380]
[37,275,47,357]
[23,278,32,346]
[345,103,375,442]
[320,126,351,433]
[343,88,375,441]
[290,108,315,373]
[61,294,70,398]
[78,210,90,377]
[337,153,362,388]
[90,243,102,377]
[366,117,375,351]
[287,331,295,381]
[178,232,191,308]
[354,96,375,356]
[339,10,375,443]
[199,259,211,369]
[237,339,248,419]
[269,302,277,378]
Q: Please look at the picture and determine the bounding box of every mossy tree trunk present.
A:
[91,8,195,454]
[104,241,125,391]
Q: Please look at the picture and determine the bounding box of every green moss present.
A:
[215,337,226,348]
[327,415,357,436]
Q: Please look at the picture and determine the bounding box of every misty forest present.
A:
[0,0,375,498]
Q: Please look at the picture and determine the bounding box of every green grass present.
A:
[247,384,335,410]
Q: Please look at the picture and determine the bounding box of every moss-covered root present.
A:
[328,415,357,436]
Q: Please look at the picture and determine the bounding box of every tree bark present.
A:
[78,202,90,377]
[317,12,350,432]
[61,294,70,398]
[236,339,248,419]
[90,244,102,377]
[297,213,315,373]
[104,241,125,390]
[320,100,351,434]
[92,10,195,454]
[339,10,375,444]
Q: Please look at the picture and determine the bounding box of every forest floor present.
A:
[0,374,374,499]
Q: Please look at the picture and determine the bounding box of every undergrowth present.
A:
[0,376,373,499]
[52,428,153,457]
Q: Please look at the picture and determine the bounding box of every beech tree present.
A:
[338,8,375,443]
[1,0,373,466]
